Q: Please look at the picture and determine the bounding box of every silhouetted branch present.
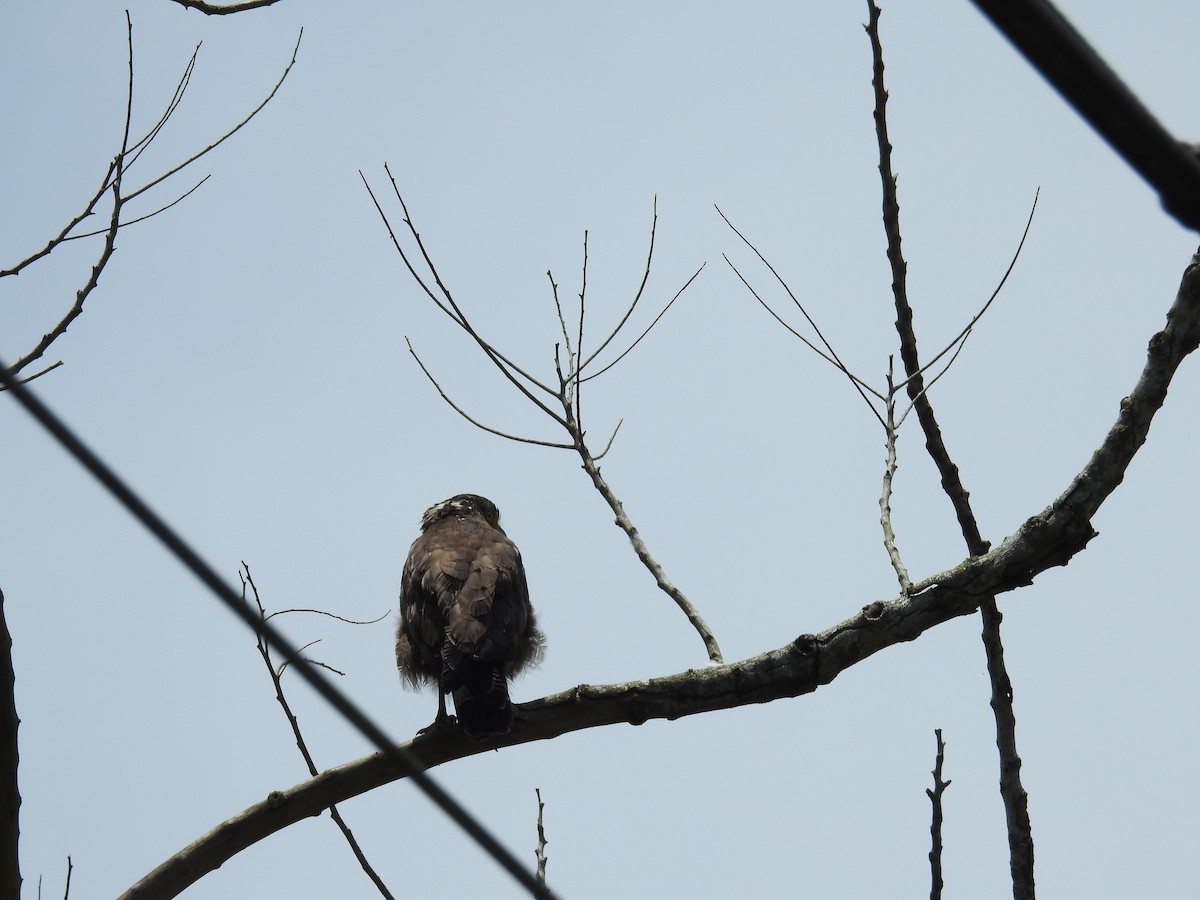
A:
[534,789,549,886]
[926,729,951,900]
[0,589,19,900]
[366,180,720,661]
[879,360,912,594]
[864,3,1034,896]
[241,564,396,900]
[1,16,300,387]
[124,283,1200,895]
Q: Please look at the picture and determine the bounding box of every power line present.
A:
[0,356,555,900]
[968,0,1200,231]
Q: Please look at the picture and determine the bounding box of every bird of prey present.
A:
[396,494,545,738]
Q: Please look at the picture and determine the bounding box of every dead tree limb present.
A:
[0,589,19,900]
[118,244,1200,894]
[865,2,1033,894]
[927,729,951,900]
[363,178,723,663]
[241,566,396,900]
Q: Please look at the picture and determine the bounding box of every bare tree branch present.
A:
[879,360,912,594]
[241,565,396,900]
[927,729,951,900]
[368,182,720,661]
[0,589,19,900]
[2,18,300,387]
[125,28,303,204]
[121,275,1200,896]
[534,789,548,887]
[864,3,1035,895]
[579,262,706,384]
[405,339,574,449]
[578,197,657,373]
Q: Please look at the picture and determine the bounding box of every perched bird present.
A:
[396,494,545,738]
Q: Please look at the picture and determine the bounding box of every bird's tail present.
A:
[448,661,513,739]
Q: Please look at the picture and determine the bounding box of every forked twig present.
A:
[365,179,722,662]
[2,17,301,387]
[926,729,951,900]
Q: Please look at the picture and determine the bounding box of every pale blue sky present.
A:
[2,2,1198,898]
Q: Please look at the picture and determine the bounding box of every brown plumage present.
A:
[396,494,545,738]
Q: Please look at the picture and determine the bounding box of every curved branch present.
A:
[578,197,657,372]
[124,242,1200,900]
[407,340,573,449]
[125,28,303,204]
[579,262,706,384]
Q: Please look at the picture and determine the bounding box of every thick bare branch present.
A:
[120,280,1200,897]
[0,589,19,900]
[865,3,1034,894]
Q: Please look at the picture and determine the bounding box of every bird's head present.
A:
[419,494,503,531]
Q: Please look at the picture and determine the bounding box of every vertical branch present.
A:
[534,789,549,886]
[864,3,1034,897]
[926,729,951,900]
[880,359,912,594]
[241,567,397,900]
[0,589,20,900]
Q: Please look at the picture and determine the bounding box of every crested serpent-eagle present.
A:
[396,494,545,738]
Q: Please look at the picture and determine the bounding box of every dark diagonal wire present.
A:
[0,354,555,900]
[968,0,1200,230]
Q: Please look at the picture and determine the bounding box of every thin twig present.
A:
[406,339,573,449]
[125,29,303,204]
[578,195,658,372]
[240,565,397,900]
[864,4,1034,897]
[580,262,706,384]
[548,271,574,362]
[892,191,1039,398]
[372,182,720,661]
[67,177,212,240]
[61,857,72,900]
[720,221,889,428]
[926,729,951,900]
